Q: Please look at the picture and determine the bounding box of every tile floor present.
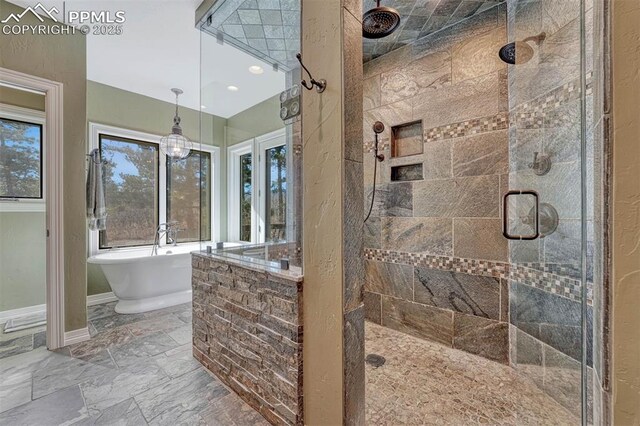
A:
[0,302,268,425]
[1,302,580,425]
[365,321,579,425]
[0,324,46,359]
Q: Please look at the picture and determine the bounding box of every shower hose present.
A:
[364,142,380,223]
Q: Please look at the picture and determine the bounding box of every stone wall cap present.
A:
[192,251,304,283]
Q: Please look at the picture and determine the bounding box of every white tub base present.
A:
[114,290,192,314]
[88,242,246,315]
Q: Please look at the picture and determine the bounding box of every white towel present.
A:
[86,149,107,231]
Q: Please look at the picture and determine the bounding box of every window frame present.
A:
[227,128,286,244]
[166,149,214,244]
[227,139,255,243]
[256,129,287,243]
[0,103,46,212]
[97,133,161,250]
[89,122,219,255]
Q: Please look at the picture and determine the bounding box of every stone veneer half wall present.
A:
[191,253,303,425]
[362,5,511,364]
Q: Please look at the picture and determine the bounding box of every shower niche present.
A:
[391,120,423,158]
[391,163,423,182]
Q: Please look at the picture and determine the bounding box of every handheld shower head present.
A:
[365,121,386,223]
[371,121,385,163]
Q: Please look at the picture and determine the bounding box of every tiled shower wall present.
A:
[362,6,512,364]
[362,0,609,422]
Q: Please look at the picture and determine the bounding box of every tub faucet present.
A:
[151,221,179,255]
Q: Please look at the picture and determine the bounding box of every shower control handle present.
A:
[502,190,540,240]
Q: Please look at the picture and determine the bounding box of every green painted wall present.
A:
[0,88,46,312]
[226,94,283,146]
[0,0,88,332]
[87,81,226,145]
[0,86,45,111]
[0,213,46,311]
[86,81,226,296]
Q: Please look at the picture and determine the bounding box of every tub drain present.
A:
[365,353,386,368]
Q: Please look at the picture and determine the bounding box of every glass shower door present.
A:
[505,0,588,423]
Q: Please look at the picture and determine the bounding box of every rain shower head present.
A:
[363,0,401,39]
[498,33,546,65]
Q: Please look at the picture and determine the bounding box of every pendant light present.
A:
[160,88,192,159]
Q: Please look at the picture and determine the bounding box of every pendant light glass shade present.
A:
[160,88,192,159]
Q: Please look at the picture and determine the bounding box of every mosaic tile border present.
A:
[364,248,593,305]
[509,264,592,303]
[363,139,390,154]
[364,248,508,279]
[423,112,509,143]
[514,74,594,129]
[363,112,509,152]
[521,262,582,281]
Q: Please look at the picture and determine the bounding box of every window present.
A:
[239,153,253,242]
[167,150,211,243]
[228,141,254,242]
[0,117,43,199]
[228,129,286,243]
[90,123,219,254]
[99,135,159,249]
[265,145,286,242]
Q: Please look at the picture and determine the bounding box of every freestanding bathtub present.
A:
[88,242,244,314]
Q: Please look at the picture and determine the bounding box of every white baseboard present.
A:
[64,327,91,346]
[0,304,46,325]
[87,292,117,306]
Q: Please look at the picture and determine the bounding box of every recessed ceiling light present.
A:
[249,65,264,75]
[227,85,239,92]
[201,105,207,109]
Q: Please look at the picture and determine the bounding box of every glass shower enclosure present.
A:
[196,0,303,273]
[362,0,595,423]
[505,0,591,422]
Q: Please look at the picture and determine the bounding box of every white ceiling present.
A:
[7,0,285,118]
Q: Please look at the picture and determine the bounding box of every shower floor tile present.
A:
[365,321,579,425]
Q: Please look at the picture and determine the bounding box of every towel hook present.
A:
[87,149,108,165]
[296,53,327,93]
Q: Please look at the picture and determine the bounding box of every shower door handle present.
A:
[502,190,540,240]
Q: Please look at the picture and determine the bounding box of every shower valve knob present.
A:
[529,152,551,176]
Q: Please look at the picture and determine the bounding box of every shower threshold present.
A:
[365,322,578,425]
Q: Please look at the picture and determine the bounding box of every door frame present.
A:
[0,67,65,350]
